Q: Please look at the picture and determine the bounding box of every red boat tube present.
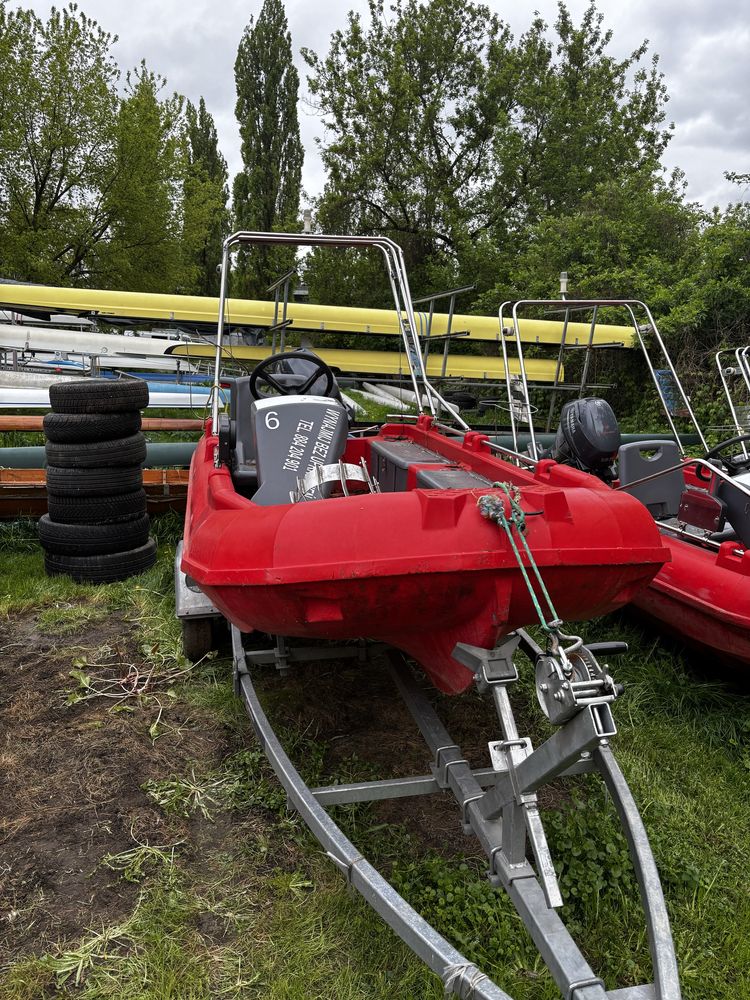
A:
[633,534,750,666]
[182,416,667,694]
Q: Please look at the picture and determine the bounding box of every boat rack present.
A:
[231,623,681,1000]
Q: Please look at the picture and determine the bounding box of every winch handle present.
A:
[585,641,629,657]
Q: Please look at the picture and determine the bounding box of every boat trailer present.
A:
[223,617,680,999]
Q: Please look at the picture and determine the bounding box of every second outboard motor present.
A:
[552,398,621,483]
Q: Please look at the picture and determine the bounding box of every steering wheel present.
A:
[697,433,750,480]
[248,350,335,400]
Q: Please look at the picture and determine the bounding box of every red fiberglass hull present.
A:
[182,418,668,694]
[632,533,750,667]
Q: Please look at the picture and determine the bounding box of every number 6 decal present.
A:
[265,410,280,430]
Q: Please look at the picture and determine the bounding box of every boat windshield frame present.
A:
[716,346,750,459]
[497,297,708,462]
[210,231,471,436]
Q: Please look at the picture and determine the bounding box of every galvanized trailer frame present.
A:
[230,623,681,1000]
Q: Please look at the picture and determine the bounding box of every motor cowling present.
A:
[552,398,621,483]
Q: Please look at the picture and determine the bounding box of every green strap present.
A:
[477,483,562,635]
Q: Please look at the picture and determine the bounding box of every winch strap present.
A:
[477,484,559,633]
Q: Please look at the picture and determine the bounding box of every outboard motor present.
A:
[552,398,621,484]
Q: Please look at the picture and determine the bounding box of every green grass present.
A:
[1,532,749,998]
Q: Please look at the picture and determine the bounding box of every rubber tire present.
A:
[47,489,147,524]
[45,432,147,469]
[181,618,215,662]
[38,513,150,556]
[44,538,158,583]
[43,411,141,443]
[46,465,144,497]
[442,391,478,409]
[49,378,150,414]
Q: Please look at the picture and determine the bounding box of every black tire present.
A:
[45,432,147,469]
[47,489,147,525]
[38,513,150,556]
[44,539,158,583]
[46,465,144,497]
[43,411,141,443]
[442,391,478,409]
[181,618,215,662]
[49,378,150,414]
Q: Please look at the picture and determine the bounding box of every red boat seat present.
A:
[618,440,683,518]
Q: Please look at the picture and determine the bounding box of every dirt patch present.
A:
[0,609,228,962]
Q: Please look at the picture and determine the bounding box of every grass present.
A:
[1,528,749,999]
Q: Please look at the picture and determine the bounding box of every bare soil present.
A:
[0,609,227,963]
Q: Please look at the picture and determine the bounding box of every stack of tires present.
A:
[40,379,157,583]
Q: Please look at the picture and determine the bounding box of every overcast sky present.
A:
[13,0,750,210]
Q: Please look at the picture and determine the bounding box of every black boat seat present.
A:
[251,396,349,506]
[415,466,493,490]
[618,440,684,519]
[370,439,449,492]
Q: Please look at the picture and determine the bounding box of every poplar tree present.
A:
[232,0,303,298]
[184,98,229,295]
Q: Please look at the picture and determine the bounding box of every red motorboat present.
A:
[181,236,668,693]
[496,298,750,669]
[624,444,750,667]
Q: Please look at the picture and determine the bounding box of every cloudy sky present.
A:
[13,0,750,209]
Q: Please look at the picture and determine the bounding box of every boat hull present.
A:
[632,532,750,667]
[183,419,668,693]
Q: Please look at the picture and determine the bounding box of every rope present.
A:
[477,483,583,661]
[442,962,492,998]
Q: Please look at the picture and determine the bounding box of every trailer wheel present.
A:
[47,489,147,524]
[49,378,150,414]
[44,539,158,583]
[38,513,150,555]
[181,618,215,662]
[46,464,144,496]
[45,432,147,469]
[43,410,141,443]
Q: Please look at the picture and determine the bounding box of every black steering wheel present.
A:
[698,433,750,480]
[248,350,335,400]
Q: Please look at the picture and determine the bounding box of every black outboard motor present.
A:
[552,398,621,483]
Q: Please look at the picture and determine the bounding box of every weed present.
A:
[102,840,181,883]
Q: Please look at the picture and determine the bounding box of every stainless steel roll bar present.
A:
[716,346,750,458]
[498,299,708,459]
[211,231,470,436]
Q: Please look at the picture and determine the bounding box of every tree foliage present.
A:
[302,0,673,304]
[183,98,229,295]
[0,3,120,283]
[232,0,303,298]
[0,2,227,293]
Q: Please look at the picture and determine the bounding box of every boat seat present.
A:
[618,440,684,519]
[225,376,259,497]
[715,471,750,547]
[251,396,349,506]
[370,439,448,492]
[415,466,493,490]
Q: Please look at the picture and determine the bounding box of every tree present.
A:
[99,64,187,292]
[183,98,229,295]
[0,2,120,283]
[303,0,506,304]
[232,0,303,298]
[302,0,673,304]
